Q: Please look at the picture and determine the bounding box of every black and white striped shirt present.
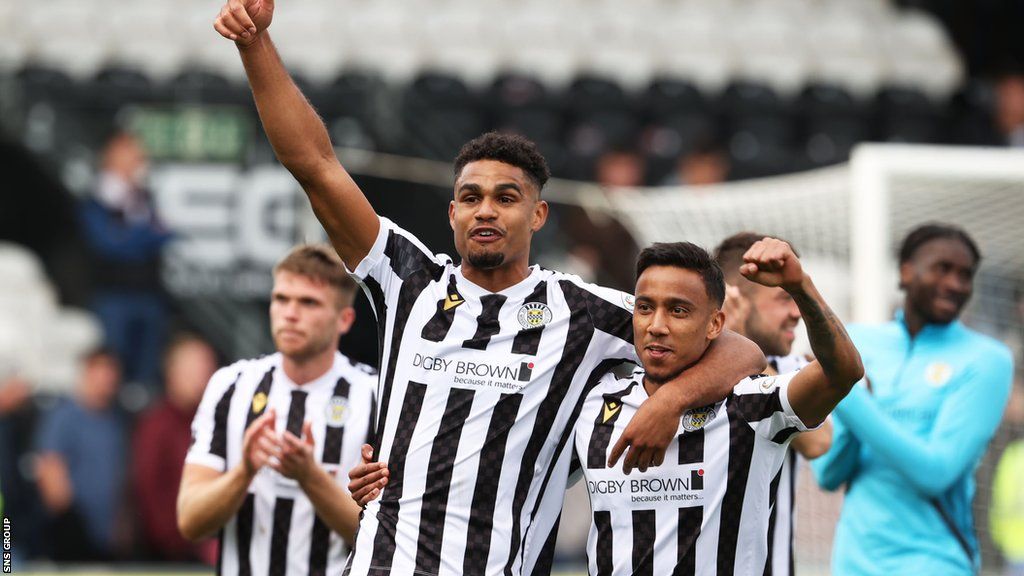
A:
[575,369,812,576]
[344,217,636,576]
[187,351,377,576]
[766,354,810,576]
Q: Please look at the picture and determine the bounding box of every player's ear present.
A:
[337,306,356,336]
[707,308,725,341]
[448,200,456,231]
[898,260,914,290]
[531,199,548,233]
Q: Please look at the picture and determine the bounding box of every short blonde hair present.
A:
[273,244,358,308]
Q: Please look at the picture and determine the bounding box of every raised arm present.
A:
[742,238,863,427]
[608,329,766,473]
[213,0,378,268]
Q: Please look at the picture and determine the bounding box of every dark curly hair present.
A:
[453,131,551,193]
[637,242,725,308]
[898,223,981,265]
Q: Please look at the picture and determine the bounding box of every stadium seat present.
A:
[875,87,949,143]
[565,75,631,122]
[721,81,790,119]
[486,73,564,143]
[168,70,251,106]
[642,78,710,122]
[89,66,156,110]
[401,72,486,160]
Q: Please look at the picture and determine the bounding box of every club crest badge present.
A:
[251,392,268,414]
[325,396,349,428]
[682,404,717,432]
[925,362,954,387]
[517,302,553,329]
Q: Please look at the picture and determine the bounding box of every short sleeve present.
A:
[185,366,240,471]
[731,372,815,443]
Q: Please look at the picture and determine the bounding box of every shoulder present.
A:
[336,353,379,387]
[208,354,277,395]
[541,269,635,312]
[378,217,453,268]
[958,326,1014,373]
[732,371,796,396]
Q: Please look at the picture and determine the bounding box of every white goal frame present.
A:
[849,143,1024,324]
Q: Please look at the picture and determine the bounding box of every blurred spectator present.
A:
[0,372,44,565]
[132,334,218,563]
[34,348,127,561]
[995,74,1024,147]
[80,131,173,389]
[593,148,646,188]
[561,148,643,291]
[665,138,730,187]
[992,380,1024,576]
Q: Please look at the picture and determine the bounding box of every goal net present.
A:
[582,143,1024,573]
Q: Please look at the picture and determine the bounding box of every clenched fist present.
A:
[740,237,805,292]
[213,0,274,45]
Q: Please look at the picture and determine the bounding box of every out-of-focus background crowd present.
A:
[1,0,1023,572]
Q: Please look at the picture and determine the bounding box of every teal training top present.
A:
[811,311,1014,575]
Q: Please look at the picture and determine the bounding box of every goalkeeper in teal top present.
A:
[812,223,1014,575]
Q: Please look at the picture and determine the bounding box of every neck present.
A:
[282,348,336,386]
[902,301,927,337]
[642,376,661,397]
[461,260,532,293]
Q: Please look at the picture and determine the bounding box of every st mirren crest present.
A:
[682,404,717,432]
[252,392,268,414]
[325,396,350,428]
[517,302,553,329]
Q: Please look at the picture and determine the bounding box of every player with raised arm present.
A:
[573,238,861,574]
[714,232,834,575]
[211,1,765,574]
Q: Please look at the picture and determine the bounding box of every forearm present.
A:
[299,466,361,545]
[834,388,971,496]
[810,420,860,491]
[237,34,334,174]
[789,277,863,388]
[655,329,766,412]
[177,464,255,540]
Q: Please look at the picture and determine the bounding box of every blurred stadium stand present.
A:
[0,0,994,183]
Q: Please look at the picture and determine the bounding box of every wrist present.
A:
[783,274,814,296]
[296,464,325,491]
[236,31,267,51]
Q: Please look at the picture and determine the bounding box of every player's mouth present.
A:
[933,294,963,315]
[277,328,305,339]
[469,226,504,244]
[644,344,673,359]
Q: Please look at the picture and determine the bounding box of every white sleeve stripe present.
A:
[185,452,226,471]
